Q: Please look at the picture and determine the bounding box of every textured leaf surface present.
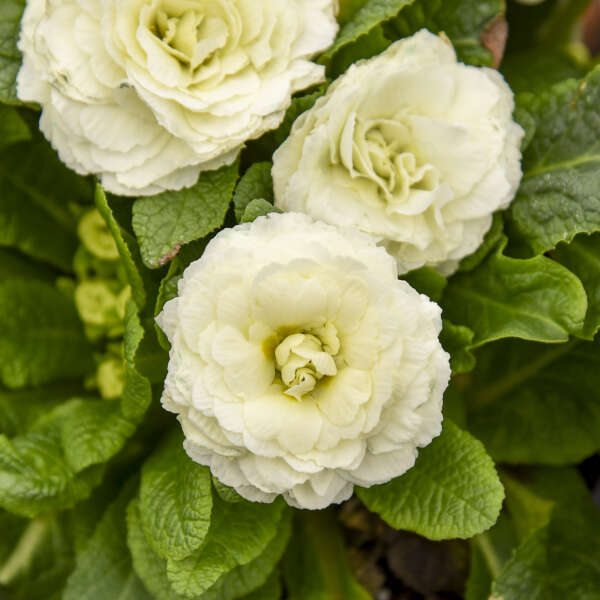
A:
[140,431,212,561]
[0,280,93,388]
[63,482,152,600]
[284,510,370,600]
[0,136,88,270]
[507,67,600,255]
[132,162,239,269]
[0,0,25,104]
[554,233,600,339]
[233,162,273,222]
[358,420,504,540]
[442,238,587,347]
[467,338,600,464]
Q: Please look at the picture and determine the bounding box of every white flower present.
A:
[272,30,523,275]
[156,212,450,509]
[17,0,338,196]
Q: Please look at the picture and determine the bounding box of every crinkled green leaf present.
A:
[440,320,476,375]
[0,0,25,105]
[63,481,151,600]
[467,338,600,464]
[132,162,239,269]
[442,237,587,347]
[0,280,94,389]
[0,105,29,147]
[166,496,287,597]
[233,162,273,222]
[283,510,370,600]
[127,497,290,600]
[358,420,504,540]
[401,266,447,302]
[507,67,600,255]
[387,0,504,66]
[140,431,212,561]
[553,233,600,339]
[212,478,244,504]
[0,136,87,271]
[240,199,281,224]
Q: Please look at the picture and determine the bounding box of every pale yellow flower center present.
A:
[274,322,340,401]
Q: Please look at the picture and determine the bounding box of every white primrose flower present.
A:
[156,212,450,509]
[273,29,524,275]
[17,0,338,196]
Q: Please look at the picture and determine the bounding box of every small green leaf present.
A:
[553,233,600,339]
[0,0,25,105]
[401,266,447,302]
[0,279,93,389]
[507,67,600,255]
[457,214,504,273]
[63,481,152,600]
[240,199,281,224]
[0,105,29,147]
[467,338,600,465]
[358,420,504,540]
[140,431,212,561]
[283,510,370,600]
[442,237,587,347]
[132,162,239,269]
[440,320,476,375]
[233,162,273,222]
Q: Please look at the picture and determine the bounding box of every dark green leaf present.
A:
[0,0,25,105]
[440,320,476,375]
[233,162,273,222]
[0,105,29,147]
[401,266,447,302]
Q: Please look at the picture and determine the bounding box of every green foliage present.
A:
[0,279,93,388]
[442,237,587,347]
[466,338,600,464]
[233,162,274,222]
[0,0,25,105]
[0,106,29,147]
[401,266,447,302]
[358,420,504,540]
[240,199,281,224]
[132,162,239,269]
[140,431,212,561]
[283,511,370,600]
[440,320,476,374]
[507,67,600,255]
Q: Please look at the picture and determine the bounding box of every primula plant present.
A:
[0,0,599,599]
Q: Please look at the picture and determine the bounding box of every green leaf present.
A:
[553,233,600,339]
[491,505,600,600]
[440,320,476,375]
[240,199,281,224]
[387,0,505,66]
[95,185,146,309]
[132,162,239,269]
[0,0,25,105]
[0,135,88,271]
[233,162,273,222]
[358,419,504,540]
[166,496,287,597]
[283,510,371,600]
[401,266,447,302]
[466,338,600,464]
[0,279,93,389]
[507,67,600,255]
[442,237,587,347]
[457,214,504,273]
[0,248,56,282]
[63,481,152,600]
[238,571,281,600]
[0,105,29,147]
[140,431,212,561]
[0,509,27,565]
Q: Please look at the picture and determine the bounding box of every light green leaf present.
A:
[0,105,29,147]
[132,162,239,269]
[358,420,504,540]
[507,67,600,255]
[0,135,88,271]
[140,431,212,561]
[233,162,273,222]
[466,338,600,464]
[0,279,93,389]
[553,233,600,339]
[63,481,152,600]
[240,199,281,224]
[0,0,25,105]
[166,496,287,597]
[387,0,504,66]
[442,237,587,347]
[283,510,371,600]
[440,320,476,375]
